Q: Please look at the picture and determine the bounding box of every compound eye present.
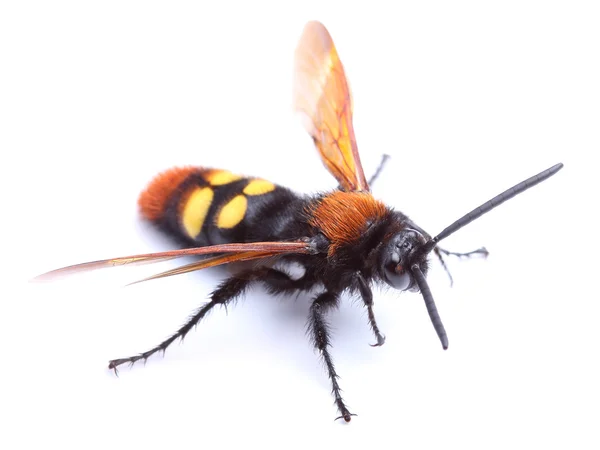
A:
[384,264,412,291]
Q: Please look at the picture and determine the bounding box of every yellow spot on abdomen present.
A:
[181,187,214,238]
[243,179,276,196]
[217,195,247,228]
[206,170,243,186]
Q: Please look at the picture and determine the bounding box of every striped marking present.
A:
[243,179,276,196]
[206,170,243,186]
[217,195,248,229]
[181,187,214,238]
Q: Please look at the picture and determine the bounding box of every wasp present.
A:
[36,21,563,422]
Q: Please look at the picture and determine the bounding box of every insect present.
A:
[36,21,563,422]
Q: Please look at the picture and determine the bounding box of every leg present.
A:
[437,246,489,259]
[356,272,385,346]
[260,267,315,295]
[338,154,390,191]
[108,270,259,372]
[434,245,489,287]
[368,154,391,187]
[434,247,454,287]
[308,291,355,422]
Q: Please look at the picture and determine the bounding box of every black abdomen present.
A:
[138,167,308,247]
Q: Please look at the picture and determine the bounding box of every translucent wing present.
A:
[33,241,311,283]
[294,21,369,192]
[126,251,275,286]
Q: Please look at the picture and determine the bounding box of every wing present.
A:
[33,241,312,284]
[293,21,369,192]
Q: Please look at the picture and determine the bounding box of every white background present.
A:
[1,1,599,449]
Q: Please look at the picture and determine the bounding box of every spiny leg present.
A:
[308,291,355,422]
[434,247,454,287]
[434,246,489,287]
[437,246,489,259]
[356,272,385,346]
[368,154,391,187]
[338,154,390,191]
[108,270,260,372]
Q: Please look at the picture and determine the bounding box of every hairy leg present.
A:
[434,245,489,286]
[308,291,355,422]
[108,269,263,372]
[356,272,385,346]
[338,154,390,191]
[368,154,391,187]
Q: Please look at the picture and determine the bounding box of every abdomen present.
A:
[138,166,306,246]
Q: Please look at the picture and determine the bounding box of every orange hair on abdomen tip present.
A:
[138,166,202,221]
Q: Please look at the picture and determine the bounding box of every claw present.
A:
[369,334,386,347]
[108,361,119,377]
[335,412,357,423]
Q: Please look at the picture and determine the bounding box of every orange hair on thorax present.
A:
[308,191,387,256]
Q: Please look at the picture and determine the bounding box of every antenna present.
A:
[412,264,449,350]
[419,163,563,257]
[411,162,563,349]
